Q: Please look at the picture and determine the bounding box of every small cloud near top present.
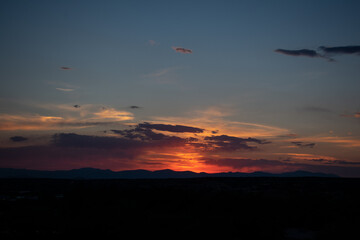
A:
[172,47,193,54]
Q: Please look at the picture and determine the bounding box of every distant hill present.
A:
[0,168,339,179]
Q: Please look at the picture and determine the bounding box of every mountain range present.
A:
[0,168,339,179]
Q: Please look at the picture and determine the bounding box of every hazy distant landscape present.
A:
[0,167,339,179]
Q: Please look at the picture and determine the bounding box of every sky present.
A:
[1,0,360,177]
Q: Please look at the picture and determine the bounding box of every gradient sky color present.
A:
[1,0,360,177]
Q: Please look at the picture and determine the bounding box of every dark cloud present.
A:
[111,125,268,153]
[319,45,360,55]
[204,135,270,151]
[138,122,204,133]
[60,67,72,70]
[275,48,334,61]
[129,106,141,109]
[291,141,316,148]
[10,136,28,142]
[172,47,192,54]
[275,49,319,57]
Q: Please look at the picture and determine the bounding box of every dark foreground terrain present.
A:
[1,177,359,239]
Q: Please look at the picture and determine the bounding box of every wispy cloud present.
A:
[152,106,290,138]
[148,40,157,46]
[143,67,180,84]
[56,88,75,92]
[340,112,360,118]
[172,47,192,54]
[0,105,134,131]
[285,135,360,148]
[93,108,134,121]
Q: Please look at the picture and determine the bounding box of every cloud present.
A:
[279,153,336,161]
[138,122,204,133]
[172,47,192,54]
[319,45,360,55]
[110,125,194,145]
[60,67,72,70]
[153,106,290,138]
[203,135,270,152]
[287,136,360,148]
[148,40,157,46]
[275,48,334,61]
[275,49,319,57]
[0,106,133,131]
[291,141,316,148]
[310,159,360,165]
[275,45,360,61]
[93,108,134,121]
[340,112,360,118]
[1,128,359,176]
[56,88,75,92]
[9,136,28,142]
[112,123,268,153]
[129,106,141,109]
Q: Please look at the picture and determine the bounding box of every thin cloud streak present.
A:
[0,106,134,131]
[275,48,334,61]
[56,88,75,92]
[172,47,193,54]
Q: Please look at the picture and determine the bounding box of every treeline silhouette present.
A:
[0,177,359,239]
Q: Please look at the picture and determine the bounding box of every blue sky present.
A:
[1,0,360,176]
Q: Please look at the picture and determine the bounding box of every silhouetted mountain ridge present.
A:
[0,168,339,179]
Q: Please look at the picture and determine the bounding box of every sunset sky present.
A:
[1,0,360,177]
